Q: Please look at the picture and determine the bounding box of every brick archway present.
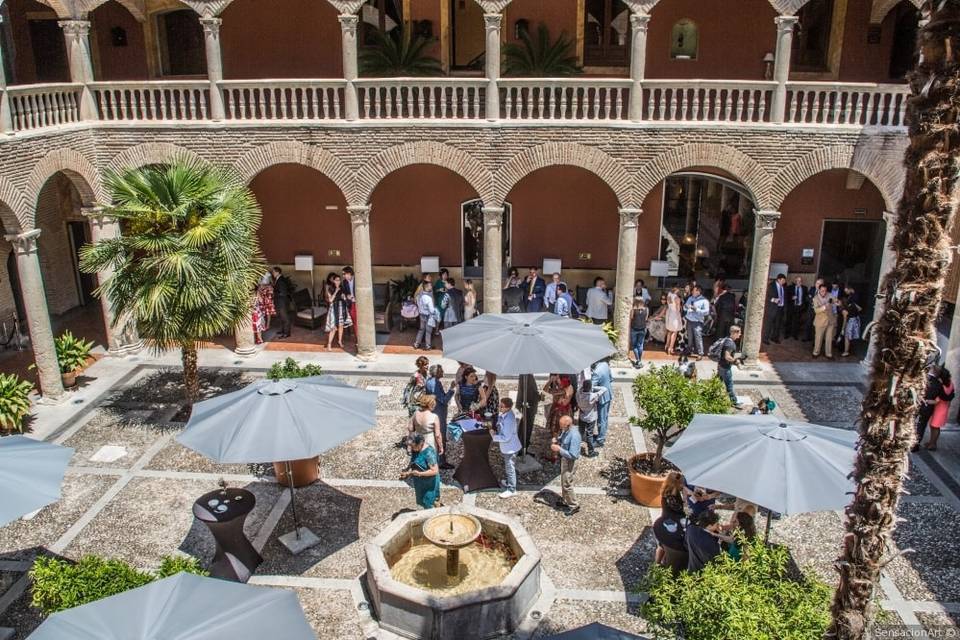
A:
[635,142,772,208]
[27,149,105,213]
[870,0,922,24]
[233,141,354,201]
[769,144,902,212]
[0,177,30,234]
[494,142,633,207]
[106,142,206,173]
[355,141,493,207]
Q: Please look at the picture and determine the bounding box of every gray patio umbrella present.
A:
[665,414,858,538]
[29,572,314,639]
[441,312,615,375]
[177,375,378,548]
[545,622,649,639]
[0,435,73,528]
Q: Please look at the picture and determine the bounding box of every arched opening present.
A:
[657,171,757,285]
[155,8,206,77]
[887,1,920,80]
[4,0,70,84]
[90,0,149,80]
[461,198,511,281]
[505,165,620,301]
[0,208,32,382]
[583,0,630,67]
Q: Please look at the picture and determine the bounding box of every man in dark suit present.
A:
[523,266,547,312]
[271,266,293,339]
[785,275,807,339]
[763,273,787,345]
[444,278,465,326]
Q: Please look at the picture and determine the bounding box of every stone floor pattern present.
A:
[0,361,958,638]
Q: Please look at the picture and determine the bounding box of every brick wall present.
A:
[35,174,81,316]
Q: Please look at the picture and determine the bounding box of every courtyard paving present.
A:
[0,348,958,639]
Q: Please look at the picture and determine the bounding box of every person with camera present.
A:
[716,325,743,408]
[811,283,838,359]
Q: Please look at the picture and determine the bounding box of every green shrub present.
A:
[267,357,323,380]
[631,365,731,471]
[30,555,208,614]
[54,331,95,374]
[640,538,832,640]
[0,372,33,433]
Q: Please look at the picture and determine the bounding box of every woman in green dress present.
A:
[401,434,441,509]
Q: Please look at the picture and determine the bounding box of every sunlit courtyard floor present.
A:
[0,350,957,638]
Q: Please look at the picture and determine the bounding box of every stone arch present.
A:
[106,142,205,173]
[354,141,493,206]
[27,148,106,209]
[494,142,633,207]
[233,142,354,200]
[0,177,28,234]
[769,144,902,212]
[871,0,922,24]
[80,0,148,21]
[634,0,810,15]
[636,143,772,208]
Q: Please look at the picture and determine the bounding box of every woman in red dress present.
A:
[543,374,574,462]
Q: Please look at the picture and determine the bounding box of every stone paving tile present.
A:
[257,484,460,580]
[477,492,653,592]
[525,599,649,639]
[886,502,960,602]
[768,510,844,588]
[62,408,172,469]
[293,588,365,640]
[0,474,115,561]
[144,437,256,475]
[63,477,281,570]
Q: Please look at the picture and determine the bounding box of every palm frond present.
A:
[359,27,442,77]
[503,23,580,77]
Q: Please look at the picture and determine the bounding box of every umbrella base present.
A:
[279,527,320,555]
[515,453,542,473]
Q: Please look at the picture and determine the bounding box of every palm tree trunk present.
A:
[827,3,960,638]
[181,342,200,405]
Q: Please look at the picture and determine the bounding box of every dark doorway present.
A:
[67,221,96,305]
[157,9,206,76]
[450,0,485,70]
[793,0,834,71]
[819,219,885,318]
[28,19,69,82]
[5,251,25,323]
[462,199,511,279]
[584,0,630,67]
[888,2,920,80]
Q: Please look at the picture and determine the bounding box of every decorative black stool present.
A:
[193,487,262,582]
[453,429,501,493]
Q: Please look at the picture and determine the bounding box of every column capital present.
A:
[630,13,651,31]
[483,13,503,31]
[347,205,371,224]
[775,15,800,31]
[882,210,897,225]
[482,206,505,228]
[753,209,781,231]
[200,17,222,35]
[619,208,642,228]
[474,0,513,13]
[338,14,359,31]
[59,19,91,38]
[4,229,41,255]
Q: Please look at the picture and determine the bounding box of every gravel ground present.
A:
[0,582,42,640]
[917,611,960,633]
[525,599,649,638]
[902,464,943,497]
[765,386,864,428]
[63,408,172,468]
[108,368,253,406]
[768,510,844,588]
[886,502,960,602]
[144,438,255,475]
[293,587,365,639]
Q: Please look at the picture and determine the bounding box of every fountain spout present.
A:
[423,512,482,578]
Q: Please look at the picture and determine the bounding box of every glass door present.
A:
[584,0,630,67]
[462,199,511,279]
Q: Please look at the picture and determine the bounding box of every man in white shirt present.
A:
[544,272,563,312]
[413,282,436,350]
[490,397,521,498]
[585,277,613,324]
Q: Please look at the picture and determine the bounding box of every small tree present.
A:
[266,358,323,380]
[503,23,580,77]
[631,365,731,472]
[81,161,263,403]
[359,27,442,77]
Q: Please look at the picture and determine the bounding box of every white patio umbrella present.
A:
[0,435,73,528]
[177,376,378,551]
[664,413,858,539]
[30,572,314,639]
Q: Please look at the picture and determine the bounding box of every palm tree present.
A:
[827,3,960,638]
[503,23,580,77]
[80,161,263,404]
[359,27,442,77]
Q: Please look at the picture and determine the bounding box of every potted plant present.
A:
[628,365,731,506]
[0,373,33,435]
[54,331,95,388]
[267,358,324,486]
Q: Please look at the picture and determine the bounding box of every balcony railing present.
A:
[0,78,911,134]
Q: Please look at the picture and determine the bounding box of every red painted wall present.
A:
[838,0,911,82]
[507,166,620,270]
[410,0,443,61]
[772,168,885,273]
[91,1,149,81]
[646,0,777,80]
[250,164,352,264]
[7,0,64,84]
[505,0,577,46]
[220,0,343,79]
[370,165,477,266]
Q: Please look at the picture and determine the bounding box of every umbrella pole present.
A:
[764,510,772,544]
[286,461,301,540]
[518,377,528,457]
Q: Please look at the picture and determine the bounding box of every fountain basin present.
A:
[364,506,541,640]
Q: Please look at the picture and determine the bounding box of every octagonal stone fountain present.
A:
[364,506,541,640]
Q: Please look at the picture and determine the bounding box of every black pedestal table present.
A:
[193,488,262,582]
[453,429,501,492]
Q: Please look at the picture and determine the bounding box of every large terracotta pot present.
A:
[628,452,666,507]
[61,371,78,388]
[273,456,320,488]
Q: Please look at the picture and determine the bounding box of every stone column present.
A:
[0,15,12,134]
[628,13,650,122]
[200,18,226,121]
[339,14,360,121]
[82,209,143,356]
[483,12,503,121]
[742,210,781,365]
[614,208,642,356]
[4,230,64,399]
[864,211,898,367]
[482,206,504,314]
[348,205,377,360]
[59,20,98,121]
[234,317,257,356]
[771,15,797,124]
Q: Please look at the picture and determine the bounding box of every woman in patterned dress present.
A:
[324,272,353,351]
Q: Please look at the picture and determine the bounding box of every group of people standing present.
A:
[412,270,477,350]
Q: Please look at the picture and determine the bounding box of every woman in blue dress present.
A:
[401,434,441,509]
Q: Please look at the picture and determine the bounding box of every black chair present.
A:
[373,283,390,334]
[293,288,326,329]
